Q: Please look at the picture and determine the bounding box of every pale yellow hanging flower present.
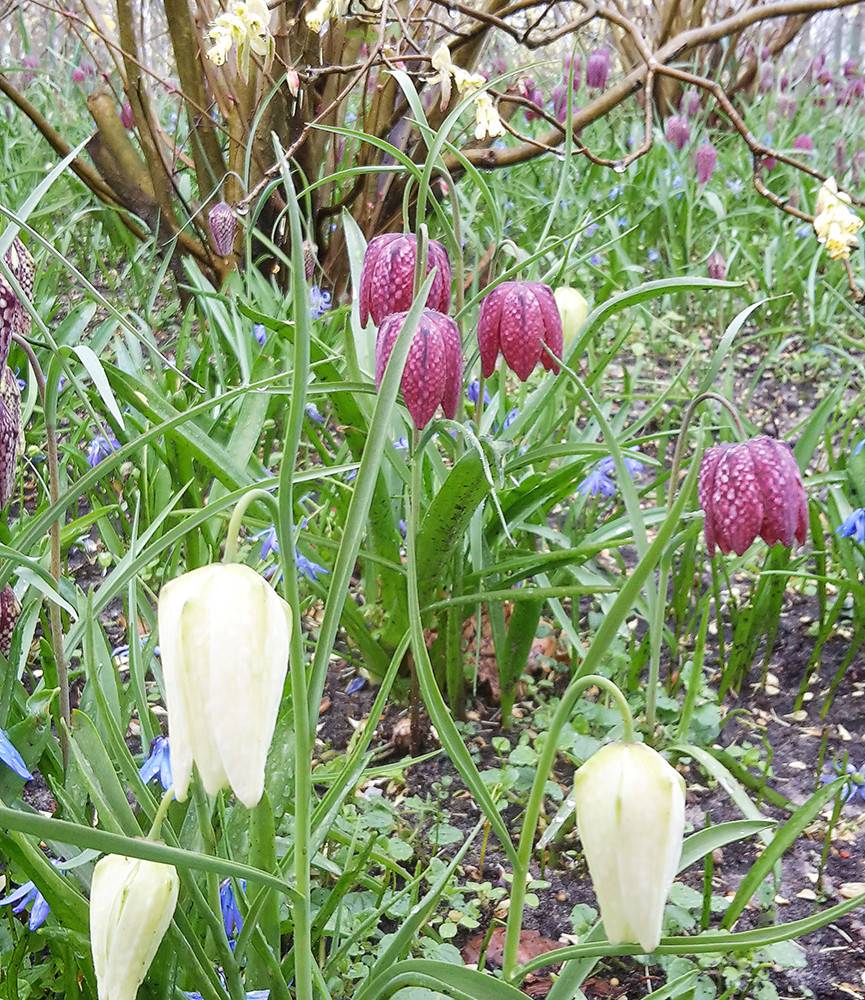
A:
[431,43,485,108]
[206,0,273,81]
[813,176,863,260]
[474,92,504,140]
[305,0,347,33]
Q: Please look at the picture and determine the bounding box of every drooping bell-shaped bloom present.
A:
[0,379,21,509]
[477,281,562,381]
[698,435,808,557]
[681,90,701,117]
[573,742,685,952]
[90,854,179,1000]
[359,233,451,327]
[792,134,814,152]
[375,308,462,429]
[838,508,865,543]
[758,63,774,93]
[586,48,610,90]
[813,177,863,261]
[1,238,35,365]
[139,736,173,791]
[158,563,292,807]
[1,365,24,453]
[71,65,86,84]
[707,251,726,280]
[0,876,49,928]
[120,101,134,129]
[694,142,717,184]
[664,115,690,151]
[208,201,236,256]
[778,95,797,118]
[517,76,544,119]
[0,583,21,657]
[553,286,589,347]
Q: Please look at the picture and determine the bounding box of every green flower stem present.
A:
[145,786,176,841]
[646,391,742,731]
[13,336,71,767]
[667,391,744,515]
[192,784,246,1000]
[502,673,633,982]
[272,142,315,1000]
[222,487,279,563]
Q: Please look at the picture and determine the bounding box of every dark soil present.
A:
[317,589,865,999]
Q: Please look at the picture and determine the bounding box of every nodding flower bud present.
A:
[477,281,562,381]
[699,435,808,556]
[694,142,717,184]
[159,563,293,807]
[120,101,134,130]
[0,371,21,509]
[1,238,35,367]
[90,854,179,1000]
[553,286,589,347]
[707,250,726,280]
[359,233,452,327]
[793,134,814,152]
[375,308,462,429]
[0,584,20,657]
[573,742,685,953]
[585,48,610,90]
[664,115,691,151]
[208,201,236,256]
[681,90,701,117]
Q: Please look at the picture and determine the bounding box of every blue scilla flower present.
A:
[821,762,865,804]
[310,285,332,320]
[219,878,245,944]
[597,454,645,479]
[796,223,811,239]
[87,432,120,467]
[296,550,328,582]
[579,452,644,498]
[837,508,865,543]
[726,178,744,196]
[647,248,660,263]
[394,436,409,450]
[607,185,623,200]
[467,380,490,406]
[0,728,32,780]
[853,438,865,456]
[0,878,50,930]
[139,736,172,791]
[502,408,519,430]
[589,253,603,267]
[305,402,325,425]
[616,216,628,227]
[252,323,267,346]
[578,466,617,498]
[345,676,366,695]
[255,526,280,560]
[584,222,599,237]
